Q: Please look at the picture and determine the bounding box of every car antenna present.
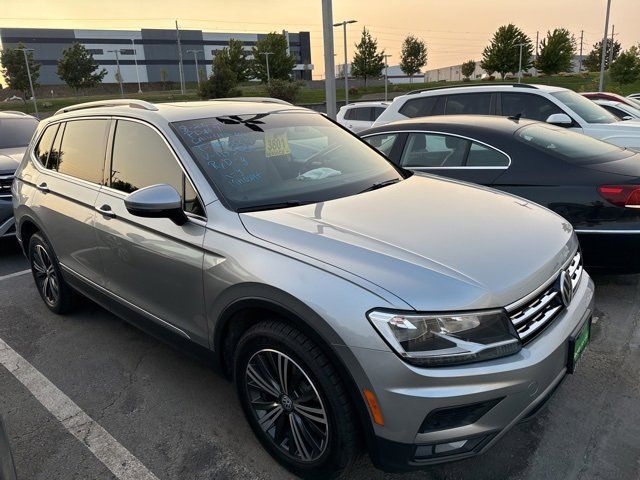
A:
[508,113,522,122]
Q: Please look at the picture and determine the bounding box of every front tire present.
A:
[28,232,75,314]
[234,320,357,479]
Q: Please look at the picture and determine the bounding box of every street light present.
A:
[16,48,38,117]
[131,39,142,94]
[259,52,273,84]
[186,50,203,87]
[333,19,357,107]
[599,0,612,92]
[107,49,124,98]
[514,43,527,83]
[383,54,392,101]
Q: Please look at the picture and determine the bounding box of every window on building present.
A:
[119,49,135,55]
[86,49,104,56]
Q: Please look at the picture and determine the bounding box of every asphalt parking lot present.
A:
[0,236,639,480]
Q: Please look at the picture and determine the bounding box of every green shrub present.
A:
[265,79,303,103]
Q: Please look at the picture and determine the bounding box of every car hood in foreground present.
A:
[240,175,577,311]
[0,147,26,174]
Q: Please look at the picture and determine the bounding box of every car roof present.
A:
[48,99,312,124]
[0,111,38,120]
[394,83,568,101]
[362,114,539,137]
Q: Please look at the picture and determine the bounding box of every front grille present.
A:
[507,250,583,343]
[0,174,13,199]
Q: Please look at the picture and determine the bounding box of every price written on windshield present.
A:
[265,131,291,158]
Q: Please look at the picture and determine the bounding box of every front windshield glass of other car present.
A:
[516,123,632,164]
[552,91,619,124]
[172,111,403,211]
[0,118,38,149]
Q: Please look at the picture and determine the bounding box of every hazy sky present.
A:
[2,0,639,78]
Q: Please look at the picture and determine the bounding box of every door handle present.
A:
[37,182,50,193]
[96,204,116,218]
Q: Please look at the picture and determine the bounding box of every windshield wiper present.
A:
[237,201,312,213]
[359,178,401,194]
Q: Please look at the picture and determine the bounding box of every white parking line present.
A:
[0,337,159,480]
[0,270,31,282]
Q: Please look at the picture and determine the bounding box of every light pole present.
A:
[175,20,186,94]
[321,0,337,119]
[107,49,124,98]
[131,39,142,94]
[515,43,526,83]
[599,0,612,92]
[260,52,273,84]
[187,50,203,87]
[333,19,356,107]
[17,48,38,117]
[383,54,391,101]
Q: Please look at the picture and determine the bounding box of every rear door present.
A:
[93,118,208,342]
[32,118,109,284]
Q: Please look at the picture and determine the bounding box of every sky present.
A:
[1,0,639,79]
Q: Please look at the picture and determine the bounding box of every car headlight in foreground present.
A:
[368,309,521,366]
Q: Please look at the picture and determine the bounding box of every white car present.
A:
[337,101,388,132]
[372,84,640,150]
[592,99,640,120]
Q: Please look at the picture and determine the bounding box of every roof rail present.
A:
[405,83,539,95]
[209,97,293,106]
[54,99,159,116]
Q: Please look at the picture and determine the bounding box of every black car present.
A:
[361,115,640,272]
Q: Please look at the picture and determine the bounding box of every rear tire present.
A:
[234,320,358,479]
[28,232,75,314]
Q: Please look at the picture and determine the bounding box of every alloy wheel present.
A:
[32,244,59,307]
[245,349,329,463]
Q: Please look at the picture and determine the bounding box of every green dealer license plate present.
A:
[568,317,591,374]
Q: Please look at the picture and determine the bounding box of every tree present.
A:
[536,29,575,75]
[227,38,250,83]
[583,40,621,71]
[266,79,303,103]
[480,24,533,79]
[461,60,476,80]
[0,44,40,101]
[610,46,640,84]
[351,27,385,87]
[399,35,427,83]
[57,42,107,95]
[251,32,296,83]
[198,51,239,99]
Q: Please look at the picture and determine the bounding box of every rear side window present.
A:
[400,133,469,167]
[345,107,372,121]
[110,120,204,216]
[467,143,509,167]
[399,96,445,118]
[373,107,386,120]
[34,124,59,166]
[501,93,563,121]
[54,120,110,184]
[444,93,492,115]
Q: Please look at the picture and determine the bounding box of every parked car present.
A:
[590,99,640,120]
[626,93,640,102]
[362,114,640,272]
[582,91,640,110]
[0,111,38,238]
[337,101,389,132]
[14,99,593,478]
[372,83,640,151]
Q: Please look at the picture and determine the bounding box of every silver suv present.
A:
[13,99,594,478]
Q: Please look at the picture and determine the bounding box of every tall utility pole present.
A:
[187,50,203,87]
[322,0,337,119]
[608,25,615,67]
[131,39,142,94]
[333,19,357,107]
[18,48,38,117]
[383,54,391,101]
[107,49,124,98]
[579,30,584,72]
[515,43,525,83]
[175,20,186,94]
[599,0,612,92]
[260,52,273,83]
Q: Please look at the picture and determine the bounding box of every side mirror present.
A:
[546,113,573,126]
[124,184,187,225]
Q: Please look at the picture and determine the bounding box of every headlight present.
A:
[367,309,521,366]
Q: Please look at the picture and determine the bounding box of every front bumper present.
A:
[354,272,594,471]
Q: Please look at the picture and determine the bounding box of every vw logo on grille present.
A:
[559,270,573,307]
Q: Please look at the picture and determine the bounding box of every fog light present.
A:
[434,440,467,454]
[414,433,496,460]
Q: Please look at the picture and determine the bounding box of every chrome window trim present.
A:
[362,129,512,169]
[109,116,208,220]
[575,229,640,234]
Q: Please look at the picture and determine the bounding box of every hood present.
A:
[240,175,576,311]
[589,123,640,150]
[0,147,25,174]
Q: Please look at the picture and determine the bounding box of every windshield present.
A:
[552,91,618,124]
[172,111,403,211]
[516,123,633,164]
[0,117,38,149]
